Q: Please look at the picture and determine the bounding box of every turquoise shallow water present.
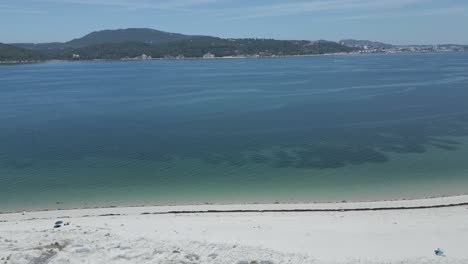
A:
[1,53,468,212]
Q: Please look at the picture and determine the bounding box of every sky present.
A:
[1,0,468,44]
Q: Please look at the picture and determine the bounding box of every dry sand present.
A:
[1,196,468,264]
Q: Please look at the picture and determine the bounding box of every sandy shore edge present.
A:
[2,195,468,263]
[3,194,468,222]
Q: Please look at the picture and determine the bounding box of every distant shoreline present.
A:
[1,193,467,215]
[0,60,42,65]
[1,50,466,65]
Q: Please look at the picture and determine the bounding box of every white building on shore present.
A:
[203,53,215,59]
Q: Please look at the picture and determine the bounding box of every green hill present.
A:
[66,28,193,48]
[57,37,355,60]
[0,43,44,62]
[3,28,358,61]
[12,42,68,50]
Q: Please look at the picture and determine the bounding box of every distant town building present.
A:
[203,53,215,59]
[134,54,152,60]
[72,54,80,60]
[141,54,151,60]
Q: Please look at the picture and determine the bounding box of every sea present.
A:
[1,52,468,212]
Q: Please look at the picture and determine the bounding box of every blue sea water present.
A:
[1,53,468,211]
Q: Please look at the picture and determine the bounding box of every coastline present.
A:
[0,52,352,65]
[2,50,466,65]
[2,194,468,219]
[2,195,468,263]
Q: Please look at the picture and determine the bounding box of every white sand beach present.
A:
[1,196,468,264]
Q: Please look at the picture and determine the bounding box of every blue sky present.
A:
[2,0,468,44]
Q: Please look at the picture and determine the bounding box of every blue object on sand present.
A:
[54,220,64,228]
[435,248,445,256]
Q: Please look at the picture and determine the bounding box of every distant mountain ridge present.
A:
[13,28,194,50]
[66,28,194,48]
[2,28,356,61]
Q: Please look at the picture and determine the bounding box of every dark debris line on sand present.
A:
[138,202,468,216]
[5,200,468,222]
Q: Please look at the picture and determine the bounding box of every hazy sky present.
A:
[2,0,468,44]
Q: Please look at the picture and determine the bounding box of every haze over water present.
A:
[1,53,468,212]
